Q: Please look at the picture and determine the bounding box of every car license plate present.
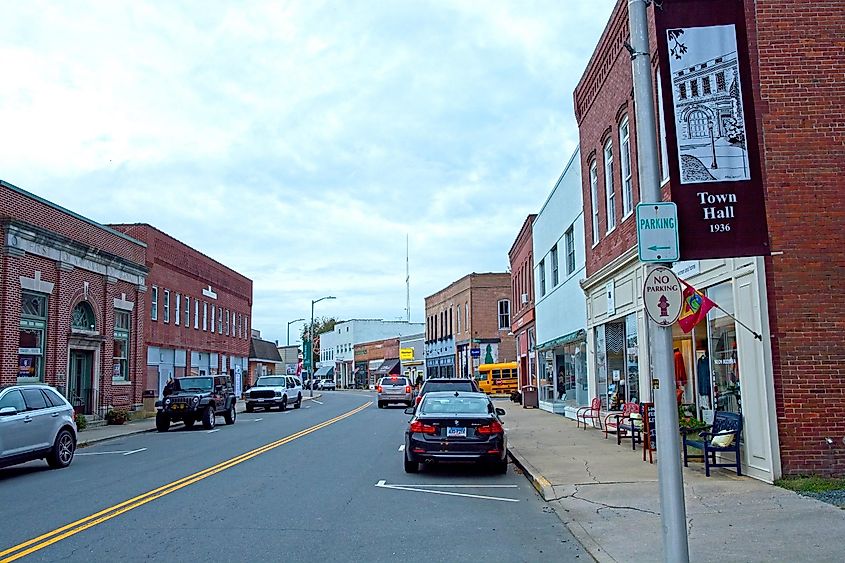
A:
[447,427,466,438]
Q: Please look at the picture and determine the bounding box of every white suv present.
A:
[245,376,303,412]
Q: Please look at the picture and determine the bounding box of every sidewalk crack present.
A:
[570,487,660,516]
[584,460,600,483]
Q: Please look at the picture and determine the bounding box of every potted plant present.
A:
[74,412,88,431]
[105,408,129,425]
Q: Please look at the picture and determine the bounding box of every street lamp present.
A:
[708,117,718,170]
[287,318,305,346]
[310,296,336,397]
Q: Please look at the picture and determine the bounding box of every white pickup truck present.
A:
[244,375,303,411]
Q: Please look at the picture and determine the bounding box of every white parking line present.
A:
[253,418,263,422]
[375,480,519,503]
[207,429,220,434]
[312,400,324,405]
[398,445,405,452]
[122,448,147,456]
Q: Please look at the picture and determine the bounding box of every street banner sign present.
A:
[643,267,683,326]
[654,0,769,260]
[637,202,680,263]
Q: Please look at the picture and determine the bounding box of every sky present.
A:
[0,0,616,344]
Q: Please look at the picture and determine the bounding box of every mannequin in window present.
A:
[696,343,711,409]
[674,348,687,404]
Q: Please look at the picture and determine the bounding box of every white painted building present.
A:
[533,148,589,417]
[319,319,424,388]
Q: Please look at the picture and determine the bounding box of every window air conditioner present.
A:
[520,293,529,305]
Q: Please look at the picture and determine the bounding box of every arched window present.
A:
[71,301,96,331]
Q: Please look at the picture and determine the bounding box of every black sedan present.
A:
[403,391,507,474]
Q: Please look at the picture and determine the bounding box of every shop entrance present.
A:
[68,349,94,414]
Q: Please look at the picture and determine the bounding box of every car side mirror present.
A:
[0,406,18,417]
[496,408,506,416]
[404,407,415,415]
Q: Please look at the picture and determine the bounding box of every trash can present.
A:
[521,385,538,409]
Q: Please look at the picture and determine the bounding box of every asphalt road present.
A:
[0,391,587,562]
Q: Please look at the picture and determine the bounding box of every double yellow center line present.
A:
[0,401,370,563]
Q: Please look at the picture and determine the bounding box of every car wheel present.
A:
[493,458,508,475]
[156,412,171,432]
[183,417,195,428]
[378,401,384,409]
[245,403,254,413]
[202,405,216,430]
[280,397,287,411]
[294,394,302,409]
[403,453,419,474]
[46,428,76,469]
[224,403,236,425]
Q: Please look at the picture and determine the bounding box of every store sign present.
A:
[655,0,769,259]
[399,347,415,361]
[470,348,481,358]
[643,267,683,326]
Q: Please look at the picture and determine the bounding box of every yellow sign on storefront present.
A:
[399,348,414,361]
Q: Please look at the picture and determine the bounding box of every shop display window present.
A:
[707,282,740,415]
[19,291,48,382]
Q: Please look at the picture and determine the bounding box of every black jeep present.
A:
[155,375,237,432]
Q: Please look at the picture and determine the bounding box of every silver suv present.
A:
[0,384,77,470]
[377,376,414,408]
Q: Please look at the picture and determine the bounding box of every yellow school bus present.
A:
[475,362,519,395]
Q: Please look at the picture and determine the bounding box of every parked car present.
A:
[414,377,481,409]
[245,375,302,412]
[377,376,414,408]
[155,375,237,432]
[318,379,336,391]
[0,384,77,470]
[403,391,507,474]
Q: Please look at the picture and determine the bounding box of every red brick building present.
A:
[1,181,147,415]
[109,224,252,398]
[508,215,537,389]
[425,273,516,379]
[575,0,845,479]
[354,337,400,387]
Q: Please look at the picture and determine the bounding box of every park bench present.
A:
[682,411,743,476]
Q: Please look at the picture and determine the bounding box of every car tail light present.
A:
[409,420,437,434]
[376,386,382,393]
[405,385,411,393]
[477,421,504,435]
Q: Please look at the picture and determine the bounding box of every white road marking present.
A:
[207,429,220,433]
[398,445,405,452]
[312,400,324,405]
[76,451,132,456]
[375,481,519,503]
[393,483,518,489]
[122,448,147,456]
[304,406,311,409]
[254,418,263,422]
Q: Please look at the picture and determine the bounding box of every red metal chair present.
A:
[603,401,639,439]
[576,397,602,430]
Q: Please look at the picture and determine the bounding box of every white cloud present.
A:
[0,0,616,342]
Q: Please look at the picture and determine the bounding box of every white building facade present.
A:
[533,148,589,417]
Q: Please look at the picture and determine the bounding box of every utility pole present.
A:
[406,234,411,322]
[628,1,690,561]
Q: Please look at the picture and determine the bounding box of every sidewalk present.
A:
[77,394,322,448]
[503,404,845,563]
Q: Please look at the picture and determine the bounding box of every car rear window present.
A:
[422,382,474,394]
[43,389,66,408]
[420,396,490,415]
[381,377,408,386]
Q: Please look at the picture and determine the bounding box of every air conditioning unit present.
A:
[520,293,529,305]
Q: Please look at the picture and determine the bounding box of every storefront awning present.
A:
[373,359,400,376]
[314,366,334,378]
[535,329,586,352]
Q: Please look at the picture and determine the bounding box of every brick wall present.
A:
[508,215,537,324]
[109,224,253,387]
[750,0,845,475]
[0,182,147,410]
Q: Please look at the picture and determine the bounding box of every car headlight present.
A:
[192,397,200,404]
[275,391,282,397]
[164,398,171,405]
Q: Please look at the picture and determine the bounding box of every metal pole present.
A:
[309,300,315,398]
[287,318,305,346]
[628,1,690,562]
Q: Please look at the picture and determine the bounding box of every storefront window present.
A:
[19,291,48,382]
[625,314,639,403]
[113,311,131,381]
[594,325,608,409]
[605,321,626,410]
[707,282,739,414]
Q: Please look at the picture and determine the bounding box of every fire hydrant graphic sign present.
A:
[643,267,683,327]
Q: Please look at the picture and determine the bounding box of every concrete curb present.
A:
[77,394,323,448]
[508,446,615,563]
